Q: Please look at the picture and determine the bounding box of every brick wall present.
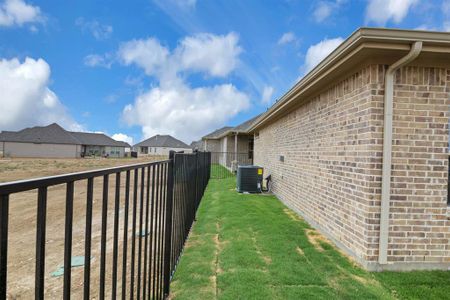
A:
[204,139,221,152]
[254,64,449,270]
[382,66,450,266]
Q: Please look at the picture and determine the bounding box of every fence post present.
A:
[163,151,175,298]
[0,194,9,300]
[194,150,199,216]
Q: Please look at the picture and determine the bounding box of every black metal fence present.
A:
[0,151,210,299]
[210,152,253,179]
[169,151,210,277]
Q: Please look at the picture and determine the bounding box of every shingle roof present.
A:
[232,114,261,133]
[0,123,130,147]
[70,132,130,147]
[190,140,203,150]
[201,114,261,140]
[0,123,80,144]
[134,135,190,148]
[202,126,233,140]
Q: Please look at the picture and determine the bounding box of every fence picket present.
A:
[0,153,211,299]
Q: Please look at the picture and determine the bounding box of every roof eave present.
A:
[249,28,450,132]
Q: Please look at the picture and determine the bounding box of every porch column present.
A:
[234,133,238,162]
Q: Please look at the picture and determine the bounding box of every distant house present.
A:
[200,115,261,169]
[70,131,131,158]
[201,126,232,152]
[134,134,191,156]
[0,123,130,158]
[190,140,203,151]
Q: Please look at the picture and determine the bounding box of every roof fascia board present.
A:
[250,28,450,131]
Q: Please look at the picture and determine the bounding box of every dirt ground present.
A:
[0,157,165,183]
[0,157,167,299]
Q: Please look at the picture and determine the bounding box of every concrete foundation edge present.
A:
[273,191,450,272]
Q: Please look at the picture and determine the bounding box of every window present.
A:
[109,147,121,156]
[141,146,148,154]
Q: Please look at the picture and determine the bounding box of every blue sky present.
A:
[0,0,449,145]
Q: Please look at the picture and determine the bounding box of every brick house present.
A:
[134,134,191,156]
[200,115,260,170]
[201,126,232,152]
[249,28,450,271]
[0,123,130,158]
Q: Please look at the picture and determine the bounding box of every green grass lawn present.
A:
[210,163,233,179]
[170,177,450,300]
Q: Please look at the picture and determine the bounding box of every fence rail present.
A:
[0,151,210,299]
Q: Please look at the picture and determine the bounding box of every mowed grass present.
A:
[170,177,450,300]
[210,163,233,179]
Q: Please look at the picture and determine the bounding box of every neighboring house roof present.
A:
[201,114,261,140]
[190,140,203,150]
[0,123,131,147]
[0,123,80,145]
[134,135,190,148]
[227,114,261,134]
[70,132,130,147]
[202,126,233,140]
[217,114,261,139]
[249,27,450,131]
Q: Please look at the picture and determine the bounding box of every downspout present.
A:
[378,41,423,265]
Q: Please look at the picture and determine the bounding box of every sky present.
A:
[0,0,449,145]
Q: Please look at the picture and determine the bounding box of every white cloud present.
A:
[178,33,242,77]
[84,53,113,68]
[122,83,249,143]
[443,0,450,31]
[118,32,249,142]
[104,94,118,104]
[0,0,43,27]
[261,85,274,104]
[444,0,450,13]
[124,75,143,87]
[414,24,435,30]
[0,57,82,131]
[365,0,418,25]
[119,38,170,77]
[313,2,333,22]
[277,32,296,45]
[416,1,450,32]
[313,0,346,23]
[112,133,133,145]
[304,37,343,72]
[444,22,450,31]
[118,33,242,79]
[76,17,113,40]
[166,0,196,9]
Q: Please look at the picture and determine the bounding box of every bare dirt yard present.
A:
[0,157,166,299]
[0,157,164,183]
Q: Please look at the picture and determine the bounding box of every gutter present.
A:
[378,41,423,265]
[249,28,450,133]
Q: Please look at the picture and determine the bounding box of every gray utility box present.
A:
[237,165,264,193]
